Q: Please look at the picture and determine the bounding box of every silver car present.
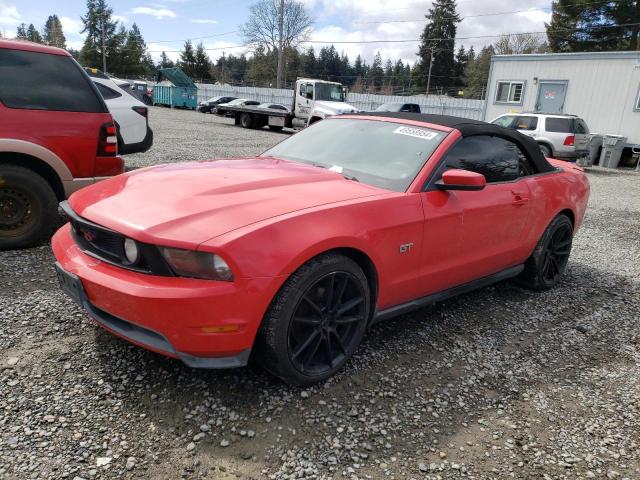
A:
[491,113,590,160]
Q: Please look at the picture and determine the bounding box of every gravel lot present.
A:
[1,107,639,480]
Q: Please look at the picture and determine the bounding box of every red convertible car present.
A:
[52,113,589,385]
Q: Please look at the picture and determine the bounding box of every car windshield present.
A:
[227,99,246,105]
[261,118,447,192]
[375,103,402,112]
[207,97,222,102]
[315,83,345,102]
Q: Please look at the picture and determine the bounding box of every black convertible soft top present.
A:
[353,112,556,173]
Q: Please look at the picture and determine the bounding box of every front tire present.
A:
[256,253,371,386]
[539,144,552,158]
[519,214,573,290]
[0,164,58,250]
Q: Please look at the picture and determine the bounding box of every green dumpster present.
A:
[152,68,198,110]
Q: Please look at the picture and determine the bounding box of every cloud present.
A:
[302,0,553,65]
[191,19,219,24]
[131,7,177,19]
[0,2,21,32]
[113,14,129,24]
[60,16,83,36]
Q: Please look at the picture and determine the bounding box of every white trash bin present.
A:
[599,135,627,169]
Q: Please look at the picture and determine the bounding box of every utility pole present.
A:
[425,46,434,96]
[276,0,284,89]
[100,16,107,73]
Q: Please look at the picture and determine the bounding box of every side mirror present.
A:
[436,169,486,191]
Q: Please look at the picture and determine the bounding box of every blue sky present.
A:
[1,0,553,65]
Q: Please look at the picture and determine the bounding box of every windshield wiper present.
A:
[341,173,359,182]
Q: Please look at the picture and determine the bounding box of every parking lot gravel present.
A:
[1,107,639,480]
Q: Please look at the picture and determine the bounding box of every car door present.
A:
[421,135,535,290]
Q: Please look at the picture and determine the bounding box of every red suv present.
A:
[0,39,123,249]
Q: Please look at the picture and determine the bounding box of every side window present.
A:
[495,81,524,104]
[0,49,105,113]
[305,84,314,100]
[432,136,536,186]
[95,83,122,100]
[514,116,538,130]
[574,119,589,134]
[492,116,516,128]
[545,117,573,133]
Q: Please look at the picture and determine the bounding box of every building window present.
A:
[495,81,524,104]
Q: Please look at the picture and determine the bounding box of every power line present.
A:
[148,30,240,44]
[361,0,624,14]
[355,7,553,24]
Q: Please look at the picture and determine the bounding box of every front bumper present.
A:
[51,223,283,368]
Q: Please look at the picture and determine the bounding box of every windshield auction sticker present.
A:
[393,126,439,141]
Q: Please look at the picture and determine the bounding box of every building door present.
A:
[536,81,568,113]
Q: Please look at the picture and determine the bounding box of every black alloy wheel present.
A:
[256,253,371,386]
[288,271,367,376]
[541,222,573,284]
[519,214,574,290]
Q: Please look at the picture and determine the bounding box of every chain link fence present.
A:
[195,83,486,120]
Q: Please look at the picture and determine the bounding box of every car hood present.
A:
[313,101,359,115]
[68,157,387,248]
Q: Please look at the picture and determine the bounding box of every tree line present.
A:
[11,0,639,98]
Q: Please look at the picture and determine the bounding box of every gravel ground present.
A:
[1,107,639,480]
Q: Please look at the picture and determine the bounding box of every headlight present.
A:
[123,238,140,264]
[159,247,234,281]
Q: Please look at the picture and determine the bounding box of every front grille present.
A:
[73,221,124,264]
[61,201,174,276]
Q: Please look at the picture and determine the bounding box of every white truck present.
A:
[223,78,359,131]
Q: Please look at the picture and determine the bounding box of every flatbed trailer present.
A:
[224,105,293,131]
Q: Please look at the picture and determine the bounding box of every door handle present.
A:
[511,191,529,206]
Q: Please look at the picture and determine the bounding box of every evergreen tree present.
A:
[369,52,384,90]
[546,0,640,52]
[300,46,318,77]
[384,58,394,87]
[121,23,148,76]
[178,40,197,77]
[453,45,468,89]
[105,24,127,73]
[43,15,66,48]
[16,23,28,40]
[159,51,175,69]
[464,45,493,99]
[26,24,43,43]
[80,0,117,71]
[416,0,460,92]
[193,42,212,80]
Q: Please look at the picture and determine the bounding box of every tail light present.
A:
[132,106,148,118]
[97,122,118,156]
[563,135,575,146]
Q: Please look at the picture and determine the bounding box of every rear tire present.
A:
[240,113,254,129]
[519,214,573,291]
[0,164,58,250]
[255,253,370,386]
[539,144,552,158]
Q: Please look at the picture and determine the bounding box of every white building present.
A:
[483,51,640,148]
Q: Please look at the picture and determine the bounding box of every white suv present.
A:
[86,69,153,155]
[491,113,590,161]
